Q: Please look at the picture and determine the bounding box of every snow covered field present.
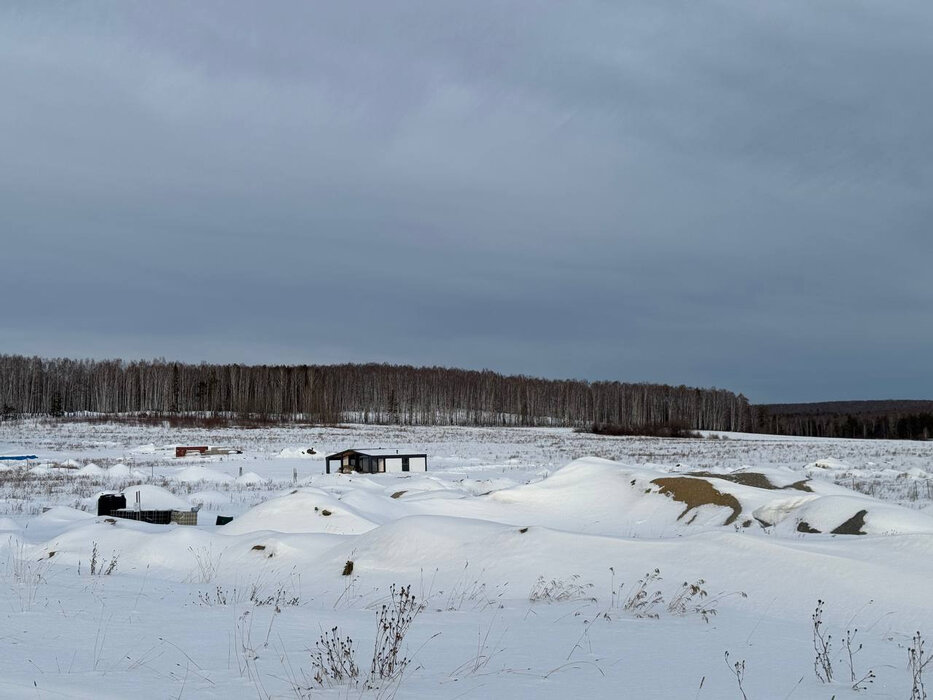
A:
[3,420,933,698]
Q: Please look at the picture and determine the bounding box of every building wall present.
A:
[327,454,427,474]
[384,456,427,472]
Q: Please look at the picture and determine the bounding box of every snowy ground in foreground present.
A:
[3,421,933,698]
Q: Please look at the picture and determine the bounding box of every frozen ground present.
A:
[2,420,933,698]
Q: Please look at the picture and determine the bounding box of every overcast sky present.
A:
[2,1,932,403]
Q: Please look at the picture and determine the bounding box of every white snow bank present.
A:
[221,489,380,535]
[336,514,514,573]
[33,506,96,524]
[122,485,190,511]
[456,477,521,496]
[481,457,690,535]
[107,463,133,477]
[171,466,234,484]
[773,495,933,536]
[77,463,106,476]
[275,447,321,459]
[33,520,219,576]
[804,457,850,471]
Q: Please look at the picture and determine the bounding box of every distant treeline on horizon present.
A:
[0,354,749,432]
[1,355,931,440]
[756,400,933,441]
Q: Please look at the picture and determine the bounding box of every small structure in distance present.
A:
[175,446,242,458]
[325,448,427,475]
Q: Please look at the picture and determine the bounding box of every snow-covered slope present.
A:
[3,422,933,698]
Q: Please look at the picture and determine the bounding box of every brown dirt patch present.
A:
[651,476,742,526]
[797,521,821,533]
[391,491,407,499]
[831,509,868,535]
[688,471,813,493]
[689,471,776,489]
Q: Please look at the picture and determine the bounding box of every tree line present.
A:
[0,354,751,431]
[752,400,933,440]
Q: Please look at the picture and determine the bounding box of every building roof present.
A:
[325,448,426,459]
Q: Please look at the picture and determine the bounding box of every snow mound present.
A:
[773,495,933,536]
[122,485,190,511]
[275,448,321,458]
[644,466,933,535]
[372,476,469,502]
[483,457,689,535]
[391,476,450,493]
[340,515,513,572]
[107,463,133,477]
[476,457,933,538]
[299,473,386,492]
[457,477,521,496]
[34,506,96,524]
[172,466,234,484]
[37,521,218,575]
[77,463,106,476]
[222,489,379,535]
[804,457,850,471]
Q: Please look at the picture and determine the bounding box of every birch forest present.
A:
[0,355,751,431]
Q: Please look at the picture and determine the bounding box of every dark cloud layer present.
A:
[2,1,932,402]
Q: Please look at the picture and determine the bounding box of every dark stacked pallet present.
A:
[97,493,126,516]
[111,508,173,525]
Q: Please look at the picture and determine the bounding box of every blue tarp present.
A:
[0,455,38,461]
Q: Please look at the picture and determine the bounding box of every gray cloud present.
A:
[2,0,932,402]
